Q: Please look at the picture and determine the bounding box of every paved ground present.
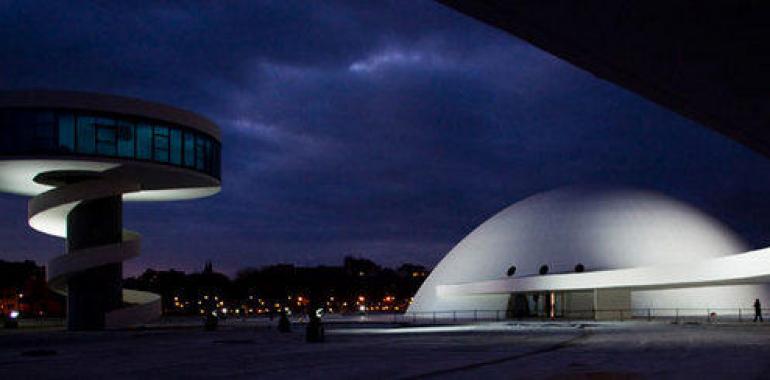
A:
[2,319,770,379]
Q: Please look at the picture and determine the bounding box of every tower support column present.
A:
[65,195,123,330]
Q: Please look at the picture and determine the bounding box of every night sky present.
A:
[3,1,770,276]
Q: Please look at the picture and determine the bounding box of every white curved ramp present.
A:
[30,176,161,328]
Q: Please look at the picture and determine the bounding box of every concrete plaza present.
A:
[1,319,770,379]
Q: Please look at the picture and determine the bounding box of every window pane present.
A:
[76,116,95,154]
[153,126,168,136]
[96,118,117,156]
[204,139,212,173]
[184,132,195,167]
[36,111,55,124]
[58,113,75,152]
[154,137,169,162]
[169,129,182,165]
[214,142,221,178]
[153,126,169,162]
[136,124,152,159]
[31,112,55,151]
[97,127,115,141]
[0,110,17,153]
[195,136,205,170]
[117,121,134,158]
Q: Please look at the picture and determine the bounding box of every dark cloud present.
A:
[2,1,770,275]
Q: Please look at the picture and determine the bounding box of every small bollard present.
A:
[305,315,324,343]
[4,310,20,329]
[204,314,218,331]
[277,311,291,333]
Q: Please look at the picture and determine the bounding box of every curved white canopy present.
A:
[438,247,770,296]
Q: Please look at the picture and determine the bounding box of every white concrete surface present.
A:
[410,186,770,316]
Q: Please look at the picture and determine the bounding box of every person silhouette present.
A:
[754,299,763,322]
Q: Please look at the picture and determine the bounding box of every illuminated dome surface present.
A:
[409,186,770,315]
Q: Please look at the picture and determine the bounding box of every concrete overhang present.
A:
[437,247,770,296]
[439,1,770,157]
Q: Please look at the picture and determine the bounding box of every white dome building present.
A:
[409,186,770,319]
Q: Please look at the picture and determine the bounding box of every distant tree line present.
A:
[123,257,430,316]
[0,257,430,317]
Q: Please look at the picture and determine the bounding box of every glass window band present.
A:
[0,108,221,180]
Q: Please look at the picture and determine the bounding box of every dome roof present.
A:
[409,186,756,313]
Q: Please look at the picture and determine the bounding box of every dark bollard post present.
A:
[3,313,19,329]
[675,308,679,324]
[204,313,218,331]
[647,308,651,322]
[305,314,324,343]
[413,313,417,324]
[739,308,742,322]
[474,310,478,322]
[496,310,500,321]
[453,311,456,323]
[432,311,436,324]
[277,311,291,333]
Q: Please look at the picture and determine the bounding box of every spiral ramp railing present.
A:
[28,175,162,328]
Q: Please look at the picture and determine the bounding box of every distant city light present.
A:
[9,310,19,319]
